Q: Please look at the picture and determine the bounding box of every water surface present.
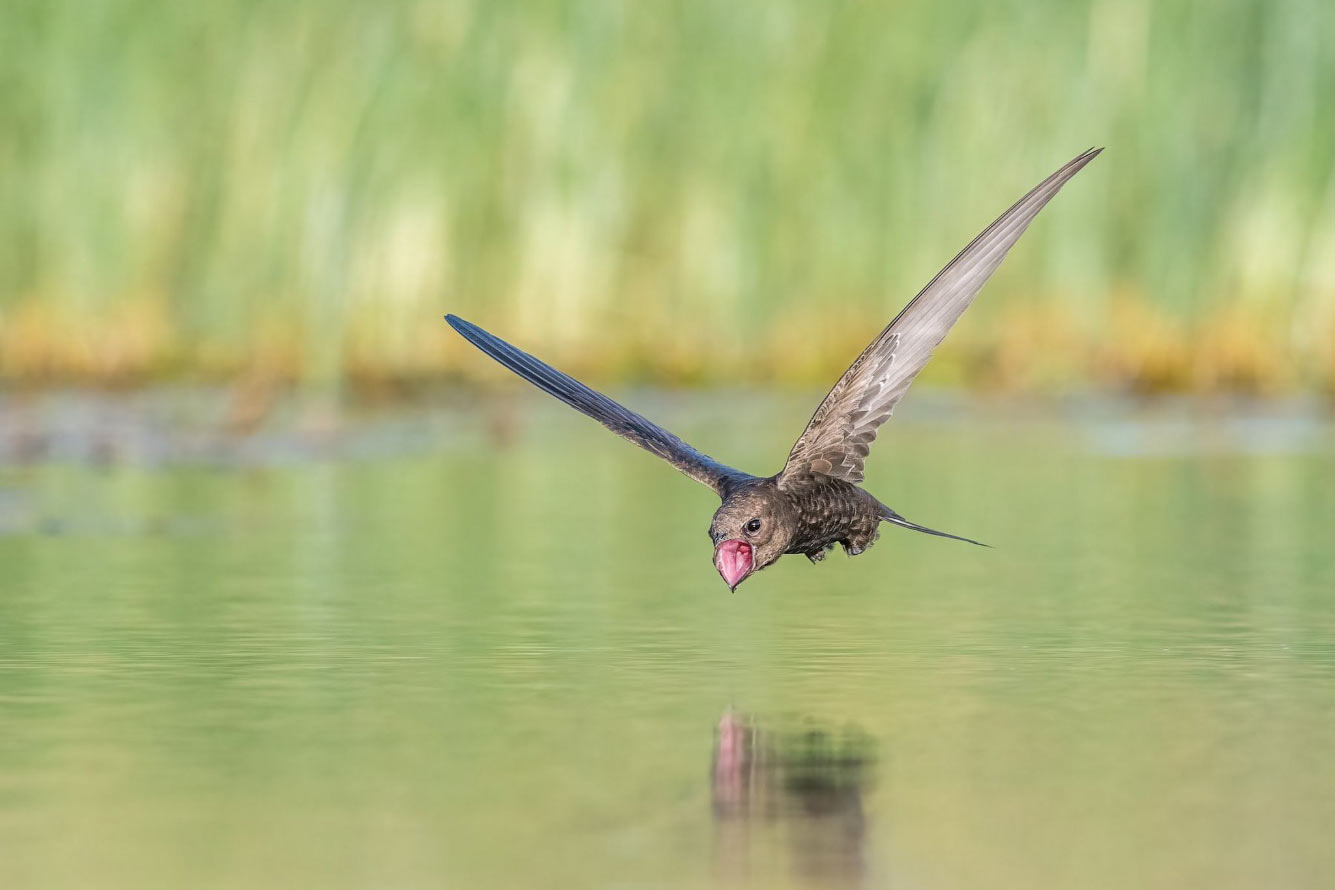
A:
[2,394,1333,889]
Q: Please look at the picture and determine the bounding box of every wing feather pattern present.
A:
[446,315,754,497]
[780,148,1102,485]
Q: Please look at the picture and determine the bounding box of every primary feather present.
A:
[780,148,1102,485]
[445,314,754,496]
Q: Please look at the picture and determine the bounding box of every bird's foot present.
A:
[807,543,837,563]
[841,527,880,557]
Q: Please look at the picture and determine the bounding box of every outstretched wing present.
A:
[446,315,754,497]
[780,148,1102,485]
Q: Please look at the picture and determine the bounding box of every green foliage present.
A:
[1,0,1332,389]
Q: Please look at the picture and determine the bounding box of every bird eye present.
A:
[744,518,762,535]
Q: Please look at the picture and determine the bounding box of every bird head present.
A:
[709,484,793,591]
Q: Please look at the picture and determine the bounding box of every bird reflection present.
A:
[712,710,877,886]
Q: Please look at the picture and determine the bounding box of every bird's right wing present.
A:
[446,315,755,497]
[779,148,1102,485]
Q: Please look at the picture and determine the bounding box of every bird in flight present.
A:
[447,148,1100,590]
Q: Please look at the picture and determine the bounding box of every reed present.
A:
[1,0,1332,393]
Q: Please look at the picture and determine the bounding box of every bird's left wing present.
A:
[779,148,1102,485]
[446,315,755,497]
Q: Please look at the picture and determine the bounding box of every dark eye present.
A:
[744,518,762,535]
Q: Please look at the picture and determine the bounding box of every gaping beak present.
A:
[714,539,754,592]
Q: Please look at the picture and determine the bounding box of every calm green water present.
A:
[2,395,1334,889]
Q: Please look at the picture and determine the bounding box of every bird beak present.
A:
[714,540,754,591]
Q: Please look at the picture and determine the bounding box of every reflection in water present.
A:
[6,405,1335,889]
[712,710,878,886]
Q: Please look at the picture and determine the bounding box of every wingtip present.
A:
[1040,146,1103,187]
[1076,146,1105,166]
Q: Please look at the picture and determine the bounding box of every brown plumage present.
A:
[447,148,1101,590]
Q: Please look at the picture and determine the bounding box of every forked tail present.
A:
[880,506,988,547]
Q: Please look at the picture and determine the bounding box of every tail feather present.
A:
[880,507,988,547]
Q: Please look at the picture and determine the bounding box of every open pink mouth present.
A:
[714,540,754,590]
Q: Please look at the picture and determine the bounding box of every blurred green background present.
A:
[1,0,1333,393]
[5,7,1335,887]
